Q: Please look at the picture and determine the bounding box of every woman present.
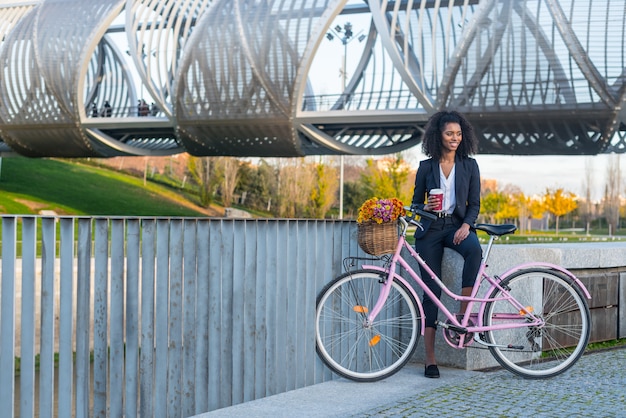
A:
[410,110,482,378]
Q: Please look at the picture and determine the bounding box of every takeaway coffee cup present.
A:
[429,188,444,212]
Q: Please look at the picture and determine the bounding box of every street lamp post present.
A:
[326,22,363,220]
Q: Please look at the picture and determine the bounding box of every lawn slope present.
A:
[0,157,217,216]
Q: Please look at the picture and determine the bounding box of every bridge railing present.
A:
[86,104,166,118]
[0,215,367,417]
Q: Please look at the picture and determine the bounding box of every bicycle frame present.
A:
[360,219,591,347]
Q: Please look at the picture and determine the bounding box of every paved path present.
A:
[201,348,626,417]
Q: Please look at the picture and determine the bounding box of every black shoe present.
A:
[424,364,440,378]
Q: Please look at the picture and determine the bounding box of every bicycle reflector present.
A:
[353,305,369,313]
[369,335,381,347]
[519,306,534,315]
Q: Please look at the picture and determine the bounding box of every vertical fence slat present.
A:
[274,221,288,394]
[265,221,278,396]
[58,218,75,418]
[182,219,197,417]
[230,220,243,405]
[167,220,183,417]
[110,219,125,417]
[140,219,156,418]
[75,218,92,418]
[254,221,268,399]
[39,217,56,418]
[195,220,210,414]
[20,217,37,417]
[243,221,257,403]
[285,220,297,392]
[0,217,16,418]
[295,220,307,388]
[126,219,140,418]
[93,218,109,418]
[154,219,170,418]
[207,219,222,410]
[306,220,321,386]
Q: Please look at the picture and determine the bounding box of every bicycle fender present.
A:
[361,264,426,334]
[497,262,591,299]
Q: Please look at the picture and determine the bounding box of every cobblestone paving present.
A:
[356,349,626,418]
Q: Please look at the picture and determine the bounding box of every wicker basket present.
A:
[357,221,398,256]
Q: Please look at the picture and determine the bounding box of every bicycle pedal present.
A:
[441,317,475,347]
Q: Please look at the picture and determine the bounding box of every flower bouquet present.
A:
[356,197,405,255]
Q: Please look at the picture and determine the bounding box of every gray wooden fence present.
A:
[0,216,364,417]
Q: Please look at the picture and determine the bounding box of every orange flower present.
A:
[357,197,405,224]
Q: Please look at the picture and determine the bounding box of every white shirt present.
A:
[439,164,457,215]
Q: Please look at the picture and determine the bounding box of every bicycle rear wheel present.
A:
[315,269,421,382]
[483,268,590,378]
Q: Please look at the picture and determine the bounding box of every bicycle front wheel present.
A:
[315,269,421,382]
[483,268,590,378]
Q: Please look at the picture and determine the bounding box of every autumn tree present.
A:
[527,197,546,233]
[360,154,412,204]
[543,188,578,235]
[310,160,339,218]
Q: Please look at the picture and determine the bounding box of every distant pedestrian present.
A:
[103,101,112,117]
[91,103,98,117]
[150,102,158,116]
[138,99,149,116]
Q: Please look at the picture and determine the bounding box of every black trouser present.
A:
[414,216,482,328]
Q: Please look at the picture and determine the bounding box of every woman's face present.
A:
[440,122,462,153]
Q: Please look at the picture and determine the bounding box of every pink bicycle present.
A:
[315,207,591,381]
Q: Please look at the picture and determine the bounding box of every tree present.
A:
[527,197,546,232]
[543,188,578,235]
[603,155,621,235]
[480,191,508,224]
[580,158,595,235]
[310,161,338,218]
[187,156,220,207]
[217,157,240,208]
[343,180,370,219]
[360,154,412,203]
[237,159,277,212]
[275,158,316,217]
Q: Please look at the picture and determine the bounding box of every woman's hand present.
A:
[453,223,471,245]
[425,194,442,212]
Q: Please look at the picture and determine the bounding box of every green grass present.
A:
[0,157,206,216]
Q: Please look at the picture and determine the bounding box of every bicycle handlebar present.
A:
[403,206,437,221]
[399,206,437,234]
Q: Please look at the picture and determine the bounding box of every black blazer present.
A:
[411,156,481,239]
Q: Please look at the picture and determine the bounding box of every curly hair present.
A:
[421,110,478,160]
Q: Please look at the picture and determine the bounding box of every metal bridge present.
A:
[0,0,624,158]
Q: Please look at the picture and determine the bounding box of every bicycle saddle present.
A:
[474,223,517,236]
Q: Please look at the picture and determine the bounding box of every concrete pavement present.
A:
[200,348,626,417]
